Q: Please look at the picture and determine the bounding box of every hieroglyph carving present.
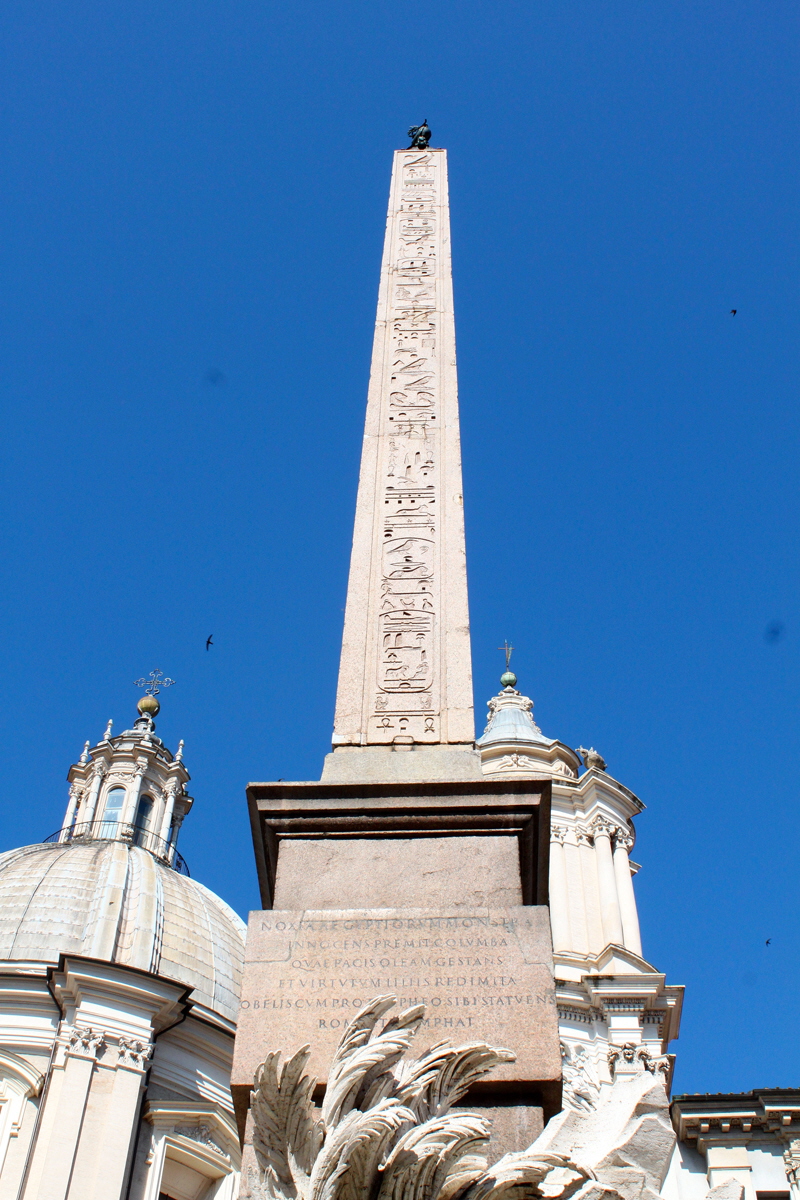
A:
[372,152,444,740]
[246,994,594,1200]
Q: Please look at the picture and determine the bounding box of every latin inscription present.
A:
[240,914,556,1032]
[233,908,560,1088]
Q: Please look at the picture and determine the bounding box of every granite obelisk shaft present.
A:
[332,148,474,750]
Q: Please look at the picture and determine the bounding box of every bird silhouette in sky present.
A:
[766,938,772,946]
[206,635,213,651]
[730,309,737,315]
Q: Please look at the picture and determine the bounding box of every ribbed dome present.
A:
[0,841,245,1025]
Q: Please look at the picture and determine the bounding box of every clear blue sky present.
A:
[0,0,797,1095]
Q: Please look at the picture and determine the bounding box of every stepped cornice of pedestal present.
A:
[245,776,552,909]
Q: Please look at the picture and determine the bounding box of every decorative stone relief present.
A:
[64,1024,106,1058]
[607,1043,669,1079]
[174,1123,226,1156]
[560,1042,601,1112]
[783,1139,800,1190]
[491,753,540,773]
[246,994,593,1200]
[117,1037,153,1069]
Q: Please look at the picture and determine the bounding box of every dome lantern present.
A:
[55,674,192,872]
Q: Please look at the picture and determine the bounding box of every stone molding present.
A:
[673,1091,800,1146]
[246,778,551,908]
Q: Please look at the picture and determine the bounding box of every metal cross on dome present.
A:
[134,669,176,697]
[498,641,514,670]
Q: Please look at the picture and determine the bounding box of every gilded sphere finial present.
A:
[137,694,160,717]
[500,670,517,689]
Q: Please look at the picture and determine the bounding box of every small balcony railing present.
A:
[44,820,190,875]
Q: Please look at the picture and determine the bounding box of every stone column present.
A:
[158,784,179,849]
[121,762,147,829]
[612,831,643,956]
[783,1139,800,1200]
[591,818,623,947]
[60,784,83,840]
[548,826,571,952]
[83,761,107,826]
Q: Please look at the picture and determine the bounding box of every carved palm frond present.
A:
[310,1099,415,1200]
[251,1046,323,1200]
[462,1151,592,1200]
[395,1043,517,1122]
[250,996,590,1200]
[322,999,425,1130]
[377,1113,490,1200]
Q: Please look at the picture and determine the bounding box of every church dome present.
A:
[0,839,245,1025]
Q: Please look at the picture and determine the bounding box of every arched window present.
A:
[134,794,153,847]
[101,787,125,833]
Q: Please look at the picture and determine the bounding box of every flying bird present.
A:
[766,938,772,946]
[206,635,214,651]
[730,309,737,315]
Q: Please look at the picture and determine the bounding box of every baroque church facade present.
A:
[0,139,796,1200]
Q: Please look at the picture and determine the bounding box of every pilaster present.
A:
[19,956,189,1200]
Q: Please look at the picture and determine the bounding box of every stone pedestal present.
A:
[231,777,561,1165]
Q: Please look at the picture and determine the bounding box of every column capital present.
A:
[608,1042,670,1079]
[590,815,617,839]
[117,1036,154,1072]
[62,1022,106,1060]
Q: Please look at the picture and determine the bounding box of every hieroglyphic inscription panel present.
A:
[232,908,560,1088]
[376,154,442,738]
[332,149,475,748]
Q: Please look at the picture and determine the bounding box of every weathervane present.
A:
[134,669,176,697]
[497,641,517,689]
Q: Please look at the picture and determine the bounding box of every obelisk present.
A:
[329,146,475,760]
[232,140,561,1180]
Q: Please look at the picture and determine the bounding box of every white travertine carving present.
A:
[246,995,592,1200]
[332,150,474,750]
